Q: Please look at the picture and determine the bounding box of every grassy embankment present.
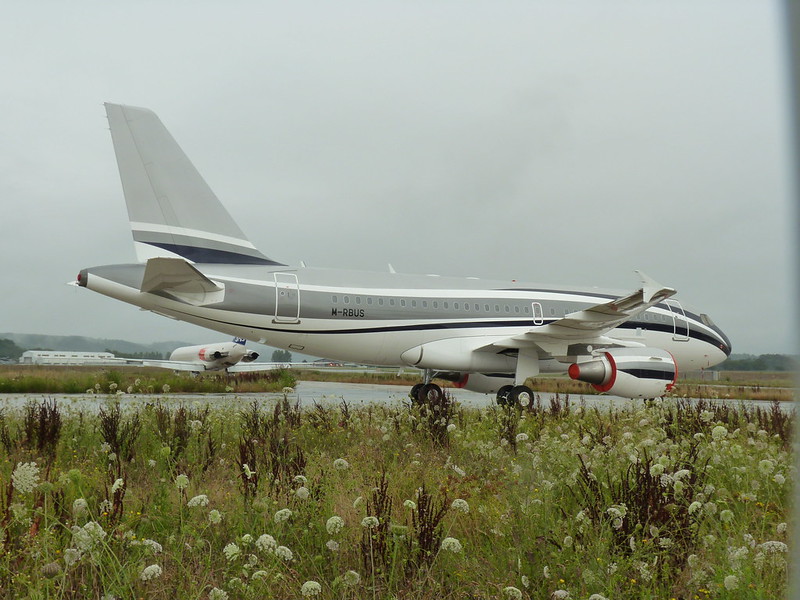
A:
[0,392,791,599]
[0,366,295,395]
[0,366,793,402]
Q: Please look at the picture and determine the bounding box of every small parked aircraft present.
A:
[129,337,277,373]
[77,104,731,404]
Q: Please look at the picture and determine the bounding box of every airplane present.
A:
[76,103,732,405]
[127,337,280,373]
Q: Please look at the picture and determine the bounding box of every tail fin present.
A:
[104,103,282,265]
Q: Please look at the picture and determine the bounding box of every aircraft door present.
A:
[532,302,544,325]
[274,273,300,324]
[666,299,690,341]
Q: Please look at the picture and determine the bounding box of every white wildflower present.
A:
[187,494,209,508]
[403,499,417,510]
[174,474,189,490]
[521,575,530,588]
[353,496,363,509]
[223,542,241,561]
[295,486,310,500]
[760,540,788,554]
[63,548,81,567]
[148,459,156,468]
[72,498,88,518]
[343,570,361,586]
[552,591,570,600]
[274,508,292,524]
[724,575,739,590]
[71,521,106,552]
[326,539,339,551]
[758,459,775,475]
[688,501,702,514]
[275,545,293,561]
[711,425,727,441]
[140,564,162,581]
[447,423,457,432]
[720,509,734,523]
[563,535,573,548]
[361,516,379,529]
[777,522,787,535]
[256,534,276,553]
[142,539,162,554]
[326,516,344,535]
[774,473,786,485]
[649,463,664,477]
[503,586,523,600]
[451,499,469,513]
[441,537,463,553]
[111,478,124,495]
[12,462,40,494]
[209,587,228,600]
[333,458,350,471]
[251,570,268,580]
[543,565,551,579]
[516,433,529,443]
[301,580,322,596]
[242,464,255,480]
[208,509,222,524]
[588,595,609,600]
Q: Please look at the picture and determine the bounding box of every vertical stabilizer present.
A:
[104,103,282,265]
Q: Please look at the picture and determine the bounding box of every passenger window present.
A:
[355,297,361,305]
[378,298,384,306]
[433,301,439,309]
[524,306,530,314]
[422,300,428,308]
[367,297,373,305]
[495,305,500,312]
[504,305,510,313]
[454,302,460,310]
[400,299,406,307]
[332,295,338,304]
[444,302,449,309]
[515,306,520,313]
[412,300,417,308]
[344,296,350,304]
[390,299,395,306]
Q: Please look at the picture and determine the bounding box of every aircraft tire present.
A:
[410,383,424,404]
[420,383,443,403]
[510,385,534,408]
[496,384,514,406]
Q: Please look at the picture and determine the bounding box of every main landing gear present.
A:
[496,384,534,407]
[409,382,443,404]
[409,369,444,404]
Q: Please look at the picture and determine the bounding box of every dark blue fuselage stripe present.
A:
[167,308,727,352]
[147,242,284,266]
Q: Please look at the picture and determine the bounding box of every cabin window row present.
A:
[330,295,532,314]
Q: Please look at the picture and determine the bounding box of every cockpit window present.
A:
[700,313,716,328]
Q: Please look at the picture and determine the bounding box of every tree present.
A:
[0,338,24,359]
[271,349,292,363]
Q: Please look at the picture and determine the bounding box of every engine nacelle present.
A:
[240,350,259,363]
[401,338,516,372]
[568,347,677,399]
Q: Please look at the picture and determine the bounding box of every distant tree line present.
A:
[0,338,24,359]
[713,353,797,372]
[271,349,292,362]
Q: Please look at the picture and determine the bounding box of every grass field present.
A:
[0,389,791,599]
[0,366,793,402]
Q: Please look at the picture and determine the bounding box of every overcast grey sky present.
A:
[1,1,794,355]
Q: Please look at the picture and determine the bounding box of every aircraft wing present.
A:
[482,271,676,354]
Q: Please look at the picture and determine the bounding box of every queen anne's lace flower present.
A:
[361,516,379,529]
[343,570,361,586]
[333,458,350,470]
[326,516,344,535]
[209,588,228,600]
[441,537,463,553]
[12,462,40,494]
[208,510,222,524]
[256,534,276,553]
[275,545,293,561]
[301,581,321,596]
[140,564,162,581]
[274,508,293,524]
[187,494,209,508]
[451,499,469,513]
[503,587,523,600]
[174,474,189,490]
[223,543,241,561]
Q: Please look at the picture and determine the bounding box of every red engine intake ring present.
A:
[592,352,617,393]
[453,374,469,388]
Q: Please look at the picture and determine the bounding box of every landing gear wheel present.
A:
[419,383,443,403]
[496,385,514,406]
[509,385,534,408]
[410,383,424,404]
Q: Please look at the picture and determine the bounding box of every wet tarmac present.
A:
[0,380,792,413]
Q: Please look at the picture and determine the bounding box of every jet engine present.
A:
[568,347,677,399]
[240,350,260,363]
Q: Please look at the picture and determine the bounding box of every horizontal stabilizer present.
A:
[140,257,225,306]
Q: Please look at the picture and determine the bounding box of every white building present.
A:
[19,350,118,366]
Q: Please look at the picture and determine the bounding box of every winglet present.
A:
[635,270,675,304]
